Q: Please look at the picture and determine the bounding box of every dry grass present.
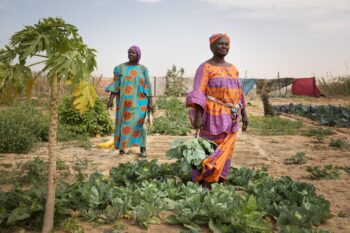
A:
[318,75,350,97]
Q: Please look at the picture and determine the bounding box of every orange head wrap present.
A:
[209,33,230,47]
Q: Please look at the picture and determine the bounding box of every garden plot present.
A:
[0,97,349,233]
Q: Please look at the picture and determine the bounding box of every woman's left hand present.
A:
[147,97,154,112]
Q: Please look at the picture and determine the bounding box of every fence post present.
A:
[154,76,157,97]
[278,72,281,95]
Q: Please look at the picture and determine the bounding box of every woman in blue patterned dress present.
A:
[106,46,153,157]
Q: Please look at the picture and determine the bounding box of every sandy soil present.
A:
[1,97,350,233]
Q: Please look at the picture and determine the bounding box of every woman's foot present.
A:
[140,147,147,158]
[218,177,227,184]
[119,150,126,155]
[201,181,212,190]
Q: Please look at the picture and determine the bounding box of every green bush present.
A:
[329,138,350,150]
[150,97,191,135]
[59,96,113,137]
[0,103,49,153]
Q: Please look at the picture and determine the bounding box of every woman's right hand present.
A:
[107,92,117,110]
[107,100,113,109]
[194,106,203,129]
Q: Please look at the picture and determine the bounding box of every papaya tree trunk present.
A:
[42,76,59,233]
[261,92,274,116]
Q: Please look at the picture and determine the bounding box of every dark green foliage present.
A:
[0,103,49,153]
[0,158,71,229]
[0,97,109,154]
[273,104,350,128]
[284,152,308,165]
[228,168,333,230]
[303,128,334,143]
[57,124,81,141]
[155,96,174,110]
[61,217,84,233]
[0,158,332,232]
[109,159,191,186]
[150,97,191,135]
[329,138,350,150]
[167,185,270,233]
[227,166,269,187]
[306,165,342,179]
[278,225,330,233]
[59,96,113,137]
[249,115,303,135]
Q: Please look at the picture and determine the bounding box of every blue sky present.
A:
[1,0,349,78]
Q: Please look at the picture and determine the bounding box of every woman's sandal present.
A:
[119,150,126,155]
[140,147,147,158]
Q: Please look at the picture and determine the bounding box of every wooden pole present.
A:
[285,80,288,95]
[154,76,157,97]
[278,72,281,95]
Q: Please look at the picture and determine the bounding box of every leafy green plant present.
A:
[341,166,350,175]
[166,138,216,171]
[0,157,333,232]
[284,152,308,165]
[303,128,334,137]
[314,134,325,143]
[155,96,174,110]
[62,217,84,233]
[306,165,342,179]
[278,225,330,233]
[0,17,97,232]
[249,115,303,135]
[167,185,270,233]
[0,103,49,153]
[0,159,71,229]
[329,138,350,150]
[150,97,191,135]
[59,96,113,137]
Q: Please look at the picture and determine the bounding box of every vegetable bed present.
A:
[273,104,350,128]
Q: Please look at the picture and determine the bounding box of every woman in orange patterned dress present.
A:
[186,34,248,184]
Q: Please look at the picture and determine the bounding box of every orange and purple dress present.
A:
[186,62,246,183]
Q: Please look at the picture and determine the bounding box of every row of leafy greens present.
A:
[0,156,332,232]
[273,104,350,128]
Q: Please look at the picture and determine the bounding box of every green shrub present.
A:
[59,96,113,137]
[329,139,350,150]
[306,165,342,179]
[155,96,182,110]
[284,152,307,165]
[0,103,49,153]
[150,97,191,135]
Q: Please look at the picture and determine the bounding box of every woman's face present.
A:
[128,48,138,62]
[211,36,230,57]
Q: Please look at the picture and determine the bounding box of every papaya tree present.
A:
[0,17,97,232]
[165,64,187,97]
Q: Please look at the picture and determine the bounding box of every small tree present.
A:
[0,17,97,232]
[256,80,274,116]
[165,64,187,96]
